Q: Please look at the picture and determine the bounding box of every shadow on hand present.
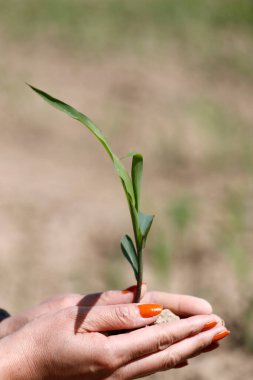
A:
[74,292,103,334]
[73,290,136,335]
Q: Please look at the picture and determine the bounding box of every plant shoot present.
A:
[29,85,154,303]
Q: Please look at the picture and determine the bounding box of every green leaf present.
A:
[131,154,143,212]
[120,235,138,281]
[120,151,138,160]
[139,211,154,246]
[112,156,135,206]
[129,203,142,248]
[28,84,135,206]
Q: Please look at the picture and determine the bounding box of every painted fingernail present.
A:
[121,285,137,294]
[175,361,188,368]
[121,282,146,294]
[201,321,218,332]
[138,304,163,318]
[212,330,230,342]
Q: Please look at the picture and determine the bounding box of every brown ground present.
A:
[1,3,253,378]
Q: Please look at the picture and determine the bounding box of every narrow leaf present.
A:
[113,156,135,206]
[139,211,154,246]
[120,235,138,281]
[28,84,112,157]
[131,154,143,212]
[129,202,142,249]
[120,151,138,160]
[28,84,136,206]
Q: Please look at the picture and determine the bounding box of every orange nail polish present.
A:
[121,285,137,294]
[212,330,230,342]
[121,282,145,294]
[138,304,163,318]
[201,321,218,332]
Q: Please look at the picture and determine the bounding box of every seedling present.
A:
[29,85,154,303]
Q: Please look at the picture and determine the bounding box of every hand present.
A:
[0,284,213,338]
[0,301,228,380]
[0,286,147,338]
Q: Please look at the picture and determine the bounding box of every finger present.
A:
[143,292,212,316]
[8,285,147,330]
[64,284,147,308]
[67,302,162,332]
[36,284,147,315]
[121,326,229,379]
[189,341,220,359]
[82,283,147,307]
[110,314,221,364]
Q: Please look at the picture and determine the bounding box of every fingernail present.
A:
[121,285,137,294]
[201,321,218,332]
[212,330,230,342]
[121,282,145,294]
[175,361,188,368]
[138,304,163,318]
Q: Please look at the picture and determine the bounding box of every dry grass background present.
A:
[0,1,253,378]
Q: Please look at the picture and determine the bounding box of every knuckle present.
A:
[111,371,124,380]
[114,306,133,326]
[100,290,115,304]
[96,339,119,371]
[166,350,182,369]
[197,334,209,351]
[155,331,174,351]
[188,322,200,337]
[107,370,122,380]
[57,293,78,308]
[62,305,79,324]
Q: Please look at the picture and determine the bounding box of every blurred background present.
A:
[0,1,253,378]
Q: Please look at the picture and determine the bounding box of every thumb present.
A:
[68,303,163,332]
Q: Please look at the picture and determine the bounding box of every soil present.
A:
[155,309,180,325]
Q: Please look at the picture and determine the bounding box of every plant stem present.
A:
[134,247,143,303]
[129,204,143,303]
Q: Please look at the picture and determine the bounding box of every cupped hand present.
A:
[0,286,146,338]
[0,284,213,339]
[0,300,228,380]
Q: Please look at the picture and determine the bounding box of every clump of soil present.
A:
[155,309,180,325]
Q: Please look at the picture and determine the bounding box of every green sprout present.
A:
[29,84,154,303]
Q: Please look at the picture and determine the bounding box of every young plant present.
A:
[29,85,154,303]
